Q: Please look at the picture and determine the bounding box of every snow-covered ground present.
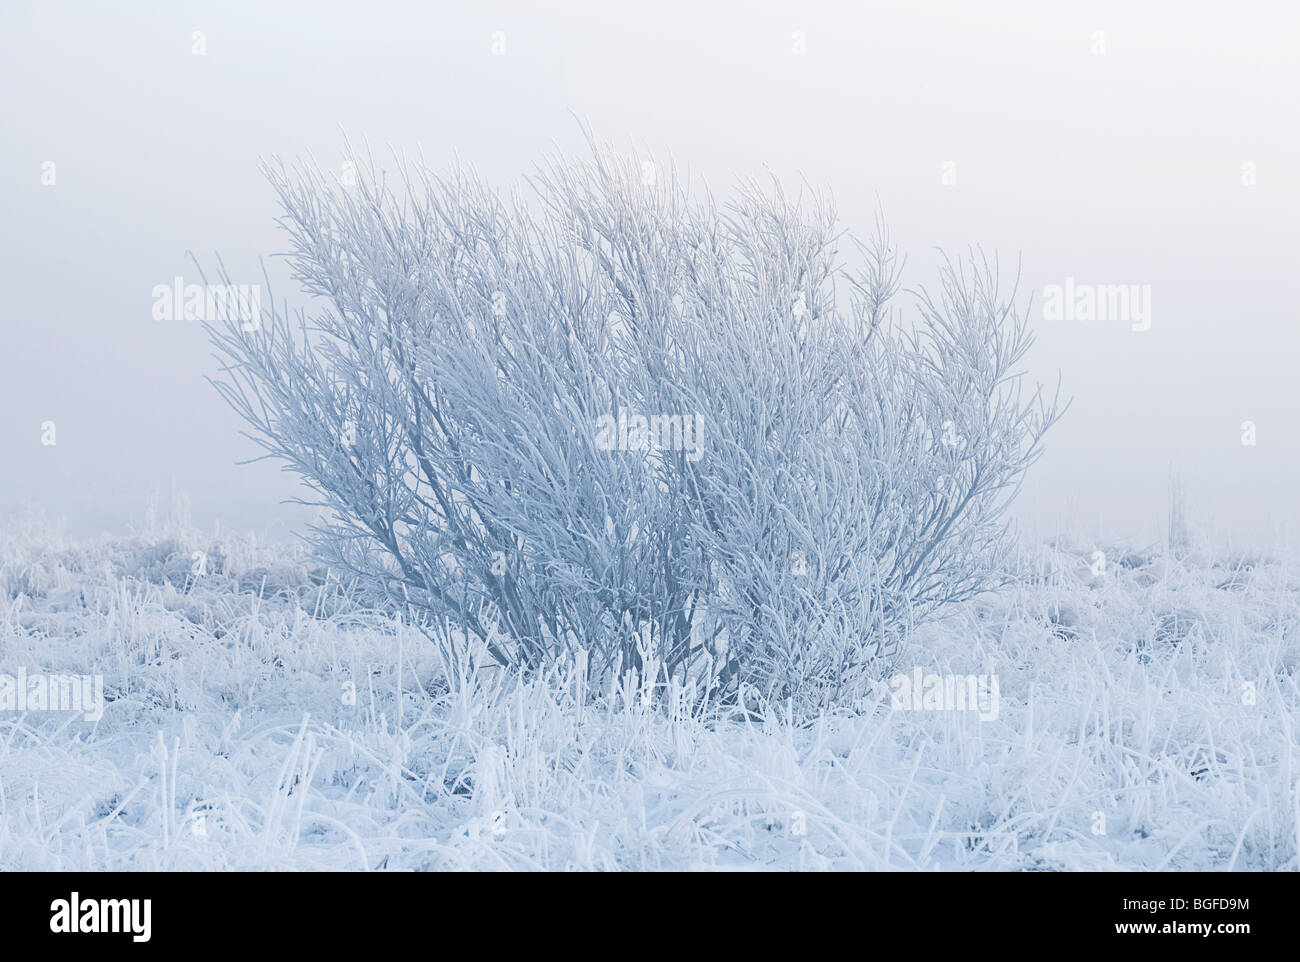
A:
[1,506,1296,871]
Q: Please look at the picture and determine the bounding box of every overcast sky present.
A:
[2,1,1297,549]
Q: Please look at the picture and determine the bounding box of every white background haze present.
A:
[2,0,1296,548]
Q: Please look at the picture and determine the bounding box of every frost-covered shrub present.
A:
[207,138,1062,707]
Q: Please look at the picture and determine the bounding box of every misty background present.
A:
[2,0,1296,549]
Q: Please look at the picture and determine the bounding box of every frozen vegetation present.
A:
[1,502,1296,871]
[5,144,1289,872]
[205,141,1062,711]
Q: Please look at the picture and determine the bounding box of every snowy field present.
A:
[1,505,1296,872]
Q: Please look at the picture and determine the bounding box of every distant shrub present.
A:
[207,137,1062,708]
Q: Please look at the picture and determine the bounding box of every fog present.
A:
[2,0,1296,548]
